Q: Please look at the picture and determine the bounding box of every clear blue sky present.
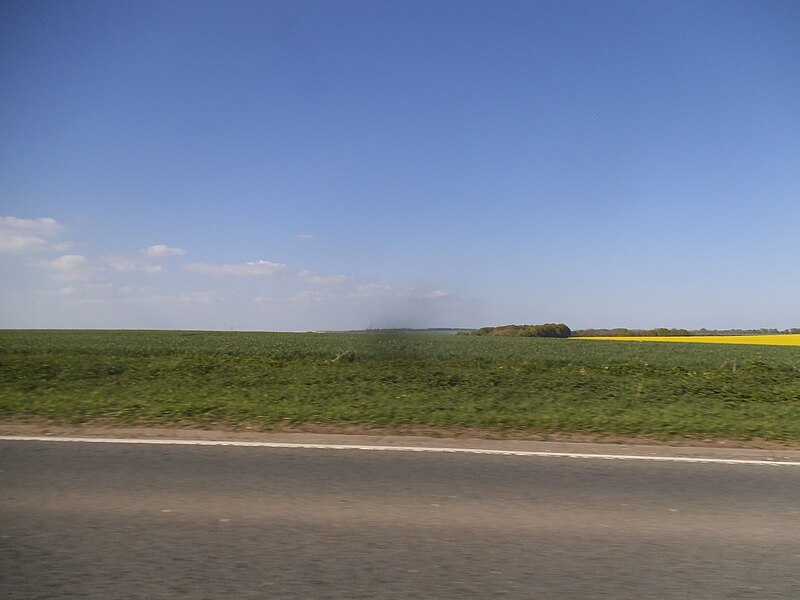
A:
[2,0,798,330]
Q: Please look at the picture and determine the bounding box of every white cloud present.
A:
[355,282,396,296]
[119,291,222,304]
[0,216,69,254]
[105,243,185,272]
[290,290,330,303]
[421,290,450,299]
[253,294,278,304]
[184,260,287,276]
[296,234,314,241]
[37,283,121,297]
[106,256,163,273]
[0,216,62,235]
[278,280,450,305]
[50,286,80,296]
[37,254,102,282]
[142,244,186,258]
[62,288,222,306]
[351,282,450,301]
[0,235,50,254]
[297,269,349,285]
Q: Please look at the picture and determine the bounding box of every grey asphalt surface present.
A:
[2,440,799,599]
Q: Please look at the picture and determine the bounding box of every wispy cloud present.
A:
[37,283,117,297]
[295,234,314,241]
[280,281,451,305]
[297,269,349,285]
[352,282,450,301]
[289,289,331,303]
[119,291,222,305]
[142,244,186,258]
[106,244,187,272]
[0,216,70,254]
[355,282,396,296]
[106,256,164,273]
[421,290,450,299]
[70,290,223,306]
[184,259,287,276]
[5,215,453,329]
[0,216,62,235]
[36,254,103,282]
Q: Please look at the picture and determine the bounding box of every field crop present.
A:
[2,330,800,442]
[575,334,800,346]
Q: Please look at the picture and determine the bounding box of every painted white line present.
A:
[2,435,800,466]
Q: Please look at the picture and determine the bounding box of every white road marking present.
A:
[2,435,800,466]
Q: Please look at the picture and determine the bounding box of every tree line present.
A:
[459,325,800,338]
[573,328,692,337]
[461,323,572,338]
[573,328,800,337]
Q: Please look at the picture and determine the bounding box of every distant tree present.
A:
[524,323,572,338]
[653,328,691,337]
[469,323,571,338]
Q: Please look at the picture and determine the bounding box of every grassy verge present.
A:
[2,330,800,441]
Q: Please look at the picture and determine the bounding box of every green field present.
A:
[2,330,800,442]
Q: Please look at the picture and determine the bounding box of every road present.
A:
[2,438,800,599]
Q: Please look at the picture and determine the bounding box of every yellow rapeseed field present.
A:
[574,334,800,346]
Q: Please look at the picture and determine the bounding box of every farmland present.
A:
[2,330,800,443]
[576,334,800,346]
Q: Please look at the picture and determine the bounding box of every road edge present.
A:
[3,423,800,464]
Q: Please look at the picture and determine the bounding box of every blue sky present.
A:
[1,0,798,331]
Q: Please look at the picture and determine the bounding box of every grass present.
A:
[2,329,800,442]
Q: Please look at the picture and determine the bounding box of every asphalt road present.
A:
[2,439,800,599]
